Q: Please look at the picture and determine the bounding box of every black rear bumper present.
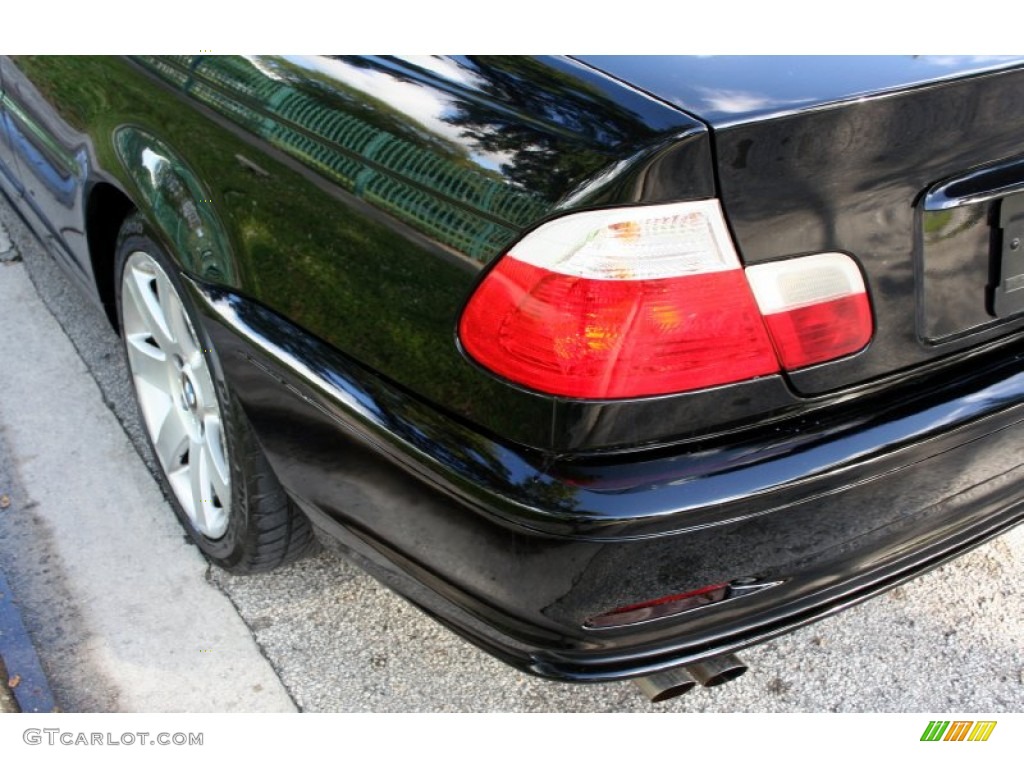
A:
[193,282,1024,681]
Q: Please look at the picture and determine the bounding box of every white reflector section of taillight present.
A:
[509,200,742,279]
[459,200,780,399]
[745,253,872,370]
[745,252,866,312]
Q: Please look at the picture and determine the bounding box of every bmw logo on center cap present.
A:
[182,375,197,412]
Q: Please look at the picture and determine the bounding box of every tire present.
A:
[115,212,318,572]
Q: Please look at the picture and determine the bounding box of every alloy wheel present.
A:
[121,250,231,539]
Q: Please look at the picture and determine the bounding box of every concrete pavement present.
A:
[0,219,295,712]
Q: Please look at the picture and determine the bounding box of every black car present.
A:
[2,55,1023,700]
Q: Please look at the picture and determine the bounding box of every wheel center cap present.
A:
[181,375,198,412]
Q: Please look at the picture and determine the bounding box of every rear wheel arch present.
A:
[84,180,135,332]
[110,126,240,287]
[114,211,319,572]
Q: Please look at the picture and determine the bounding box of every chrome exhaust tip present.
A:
[632,667,699,702]
[687,653,748,687]
[633,653,748,702]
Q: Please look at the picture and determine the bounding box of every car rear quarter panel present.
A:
[2,55,736,451]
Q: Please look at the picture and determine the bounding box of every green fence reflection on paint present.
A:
[134,56,549,263]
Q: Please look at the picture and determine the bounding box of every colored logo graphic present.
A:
[920,721,997,742]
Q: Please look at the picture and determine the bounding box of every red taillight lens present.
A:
[460,259,778,398]
[460,202,872,399]
[760,294,872,369]
[746,252,872,370]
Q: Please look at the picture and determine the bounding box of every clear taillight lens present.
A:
[459,201,872,399]
[746,252,872,370]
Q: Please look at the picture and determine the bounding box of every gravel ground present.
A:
[1,194,1022,712]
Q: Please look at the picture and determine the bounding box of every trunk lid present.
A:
[575,56,1024,127]
[581,56,1024,395]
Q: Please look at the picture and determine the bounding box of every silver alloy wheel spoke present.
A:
[191,448,210,533]
[154,404,190,470]
[125,263,176,355]
[122,250,231,539]
[124,335,170,388]
[164,275,199,365]
[203,416,231,505]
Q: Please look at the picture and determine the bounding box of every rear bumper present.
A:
[193,282,1024,681]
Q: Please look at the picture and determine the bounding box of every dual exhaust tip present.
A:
[633,654,747,703]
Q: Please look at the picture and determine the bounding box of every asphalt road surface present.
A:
[1,193,1022,712]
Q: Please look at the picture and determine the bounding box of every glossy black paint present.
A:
[3,55,808,452]
[192,278,1024,678]
[583,56,1024,398]
[712,64,1024,397]
[195,276,1024,538]
[4,56,1024,681]
[578,55,1024,125]
[0,60,95,294]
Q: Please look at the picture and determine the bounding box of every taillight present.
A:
[459,201,872,399]
[745,253,872,370]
